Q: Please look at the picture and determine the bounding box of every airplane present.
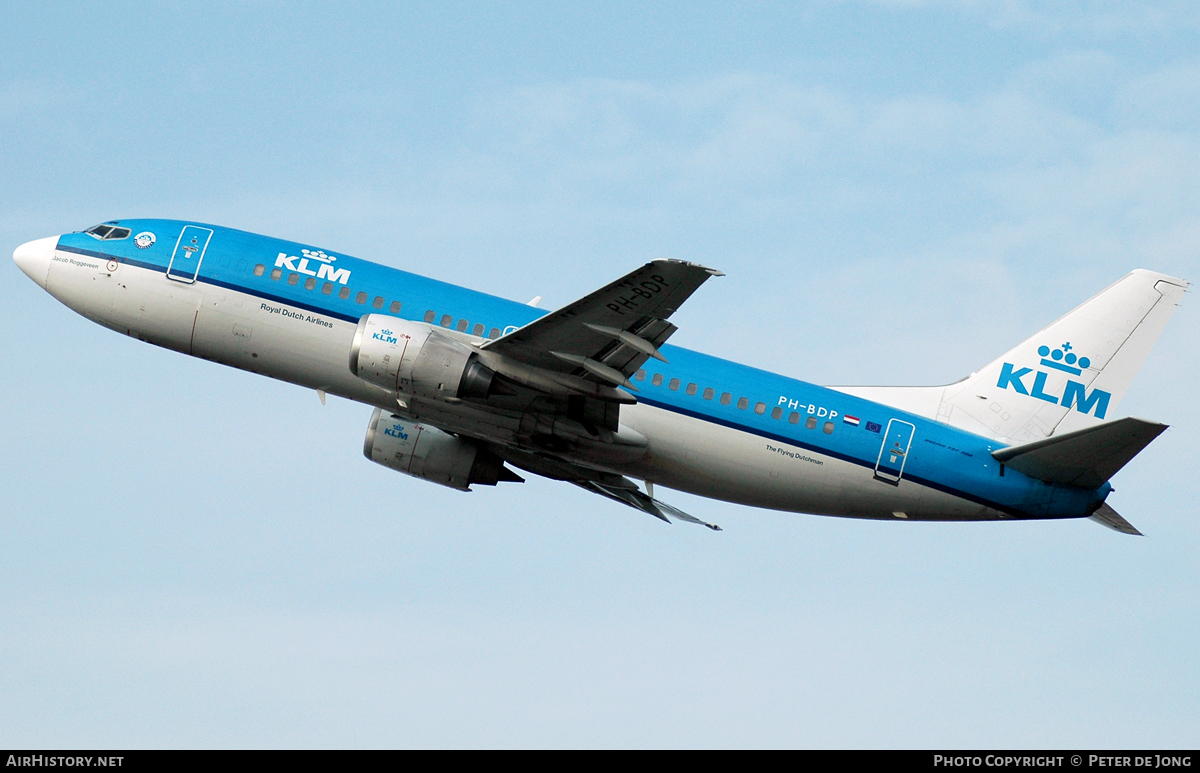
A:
[12,219,1188,535]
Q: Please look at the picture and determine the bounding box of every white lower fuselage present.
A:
[42,246,1010,525]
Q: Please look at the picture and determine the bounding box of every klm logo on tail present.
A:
[997,343,1111,418]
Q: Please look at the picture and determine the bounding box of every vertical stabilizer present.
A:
[833,270,1187,442]
[938,270,1186,442]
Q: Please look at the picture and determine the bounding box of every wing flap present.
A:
[992,416,1167,489]
[499,446,721,530]
[581,480,722,531]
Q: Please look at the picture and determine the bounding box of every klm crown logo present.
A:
[300,248,336,264]
[997,342,1110,419]
[1038,342,1091,376]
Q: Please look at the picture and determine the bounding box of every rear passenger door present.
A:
[874,419,915,484]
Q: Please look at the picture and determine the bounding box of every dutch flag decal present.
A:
[843,415,861,426]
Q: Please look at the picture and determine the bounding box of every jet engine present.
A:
[349,315,498,400]
[363,408,522,491]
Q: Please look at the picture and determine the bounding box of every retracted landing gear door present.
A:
[166,225,213,283]
[874,419,915,484]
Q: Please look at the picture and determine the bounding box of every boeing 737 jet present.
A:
[13,220,1188,534]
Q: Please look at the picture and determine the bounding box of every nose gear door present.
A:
[166,225,213,283]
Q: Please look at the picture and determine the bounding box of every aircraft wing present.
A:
[499,445,720,530]
[481,259,722,389]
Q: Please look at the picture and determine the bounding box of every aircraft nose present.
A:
[13,235,58,289]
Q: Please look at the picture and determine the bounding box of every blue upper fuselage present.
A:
[56,219,1109,520]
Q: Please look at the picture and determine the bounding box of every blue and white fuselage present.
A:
[14,219,1186,532]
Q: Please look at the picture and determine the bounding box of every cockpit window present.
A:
[85,224,131,240]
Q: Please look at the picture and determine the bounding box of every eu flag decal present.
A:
[865,421,882,432]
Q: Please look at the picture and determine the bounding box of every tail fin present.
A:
[942,270,1186,442]
[991,416,1167,489]
[835,270,1188,442]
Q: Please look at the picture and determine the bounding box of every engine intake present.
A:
[349,314,498,400]
[363,408,522,491]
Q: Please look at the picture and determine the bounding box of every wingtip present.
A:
[654,257,724,276]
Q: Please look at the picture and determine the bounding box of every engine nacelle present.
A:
[363,408,521,491]
[349,314,497,400]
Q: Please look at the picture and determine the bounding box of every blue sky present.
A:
[2,1,1198,748]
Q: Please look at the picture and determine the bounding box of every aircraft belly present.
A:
[59,261,388,405]
[622,403,1002,522]
[101,260,201,353]
[187,287,390,404]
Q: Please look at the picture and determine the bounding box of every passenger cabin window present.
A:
[686,383,697,396]
[634,370,646,381]
[356,291,367,304]
[668,378,680,391]
[322,282,334,295]
[425,310,436,323]
[788,412,800,424]
[489,328,501,339]
[85,224,131,240]
[720,392,732,405]
[440,314,452,328]
[270,268,282,280]
[737,397,749,410]
[754,402,766,415]
[472,323,484,336]
[703,388,714,400]
[287,273,299,285]
[457,319,469,332]
[806,416,818,430]
[253,264,265,276]
[339,287,351,300]
[373,296,385,309]
[304,277,317,290]
[771,407,783,420]
[651,374,663,386]
[823,421,835,434]
[391,301,402,313]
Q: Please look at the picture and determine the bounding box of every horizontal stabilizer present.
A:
[1088,503,1143,536]
[992,417,1167,489]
